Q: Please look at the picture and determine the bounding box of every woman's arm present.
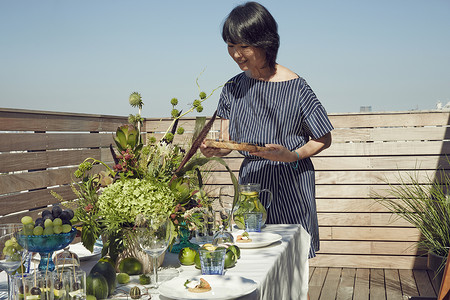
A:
[250,132,332,162]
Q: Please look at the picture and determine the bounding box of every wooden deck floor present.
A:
[309,267,441,300]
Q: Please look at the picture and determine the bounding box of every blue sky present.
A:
[1,0,449,118]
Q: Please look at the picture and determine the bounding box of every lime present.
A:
[139,274,151,285]
[117,273,130,284]
[194,251,201,269]
[224,249,236,268]
[228,245,240,259]
[240,191,258,196]
[201,244,216,251]
[118,257,143,275]
[178,247,197,265]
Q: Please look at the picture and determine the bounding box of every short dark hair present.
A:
[222,2,280,70]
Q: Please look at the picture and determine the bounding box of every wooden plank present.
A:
[0,109,127,131]
[318,241,421,256]
[399,269,420,297]
[319,267,340,300]
[328,111,450,128]
[316,198,400,213]
[370,268,387,300]
[312,155,450,171]
[0,149,103,173]
[310,255,427,269]
[308,267,328,300]
[336,268,355,300]
[332,126,450,143]
[326,227,422,242]
[0,185,75,216]
[413,269,437,297]
[318,212,414,227]
[353,268,370,300]
[317,140,450,156]
[0,167,77,194]
[384,269,403,300]
[0,133,113,152]
[315,170,436,185]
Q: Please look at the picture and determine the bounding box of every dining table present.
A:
[0,224,310,300]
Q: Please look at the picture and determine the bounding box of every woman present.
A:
[201,0,332,285]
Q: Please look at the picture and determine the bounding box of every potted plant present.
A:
[372,167,450,286]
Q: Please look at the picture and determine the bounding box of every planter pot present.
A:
[427,251,446,287]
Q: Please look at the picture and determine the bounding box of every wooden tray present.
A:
[204,139,268,152]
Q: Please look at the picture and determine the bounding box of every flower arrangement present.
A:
[53,76,238,265]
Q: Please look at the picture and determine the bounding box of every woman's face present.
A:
[227,43,266,72]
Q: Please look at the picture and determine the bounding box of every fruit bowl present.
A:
[16,228,77,271]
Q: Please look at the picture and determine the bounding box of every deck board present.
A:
[309,267,438,300]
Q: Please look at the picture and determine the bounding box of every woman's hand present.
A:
[250,144,297,162]
[200,141,232,158]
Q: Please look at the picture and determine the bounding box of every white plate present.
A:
[233,231,282,249]
[55,242,102,261]
[159,275,257,300]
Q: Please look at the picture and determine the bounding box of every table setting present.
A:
[1,94,309,300]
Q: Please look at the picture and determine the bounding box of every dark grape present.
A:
[52,206,62,218]
[43,214,54,221]
[59,211,71,221]
[42,209,52,216]
[35,218,45,227]
[54,280,63,290]
[30,287,41,295]
[65,209,74,219]
[61,218,71,225]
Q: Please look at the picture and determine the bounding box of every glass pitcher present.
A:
[234,183,273,229]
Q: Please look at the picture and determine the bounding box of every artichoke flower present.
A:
[129,92,143,108]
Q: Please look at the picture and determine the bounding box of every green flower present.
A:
[129,92,143,108]
[98,178,176,230]
[199,92,207,99]
[171,109,179,118]
[177,127,185,135]
[171,98,179,106]
[196,105,203,113]
[193,100,201,107]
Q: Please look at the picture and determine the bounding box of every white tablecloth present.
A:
[0,224,310,300]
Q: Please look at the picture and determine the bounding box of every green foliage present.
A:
[372,166,450,270]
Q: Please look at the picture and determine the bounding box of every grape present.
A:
[5,239,14,248]
[21,216,33,225]
[59,211,71,222]
[65,209,74,220]
[43,227,54,235]
[23,223,34,236]
[33,226,44,236]
[61,219,71,225]
[44,219,53,228]
[52,206,62,218]
[35,218,45,228]
[61,224,72,233]
[53,218,62,226]
[30,287,41,296]
[3,245,14,256]
[53,225,62,234]
[42,210,52,218]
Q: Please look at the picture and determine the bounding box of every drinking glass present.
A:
[0,224,28,300]
[213,186,239,245]
[136,217,171,288]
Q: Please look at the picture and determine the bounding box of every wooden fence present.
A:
[1,108,449,270]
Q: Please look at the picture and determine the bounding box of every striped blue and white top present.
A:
[217,72,334,258]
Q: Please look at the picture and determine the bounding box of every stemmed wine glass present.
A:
[0,224,28,300]
[135,216,171,289]
[213,186,240,244]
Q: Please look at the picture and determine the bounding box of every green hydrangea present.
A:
[98,178,176,230]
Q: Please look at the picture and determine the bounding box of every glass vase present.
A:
[169,224,199,253]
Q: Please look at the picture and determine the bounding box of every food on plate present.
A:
[185,278,212,293]
[236,231,252,243]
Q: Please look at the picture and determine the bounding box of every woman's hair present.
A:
[222,2,279,70]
